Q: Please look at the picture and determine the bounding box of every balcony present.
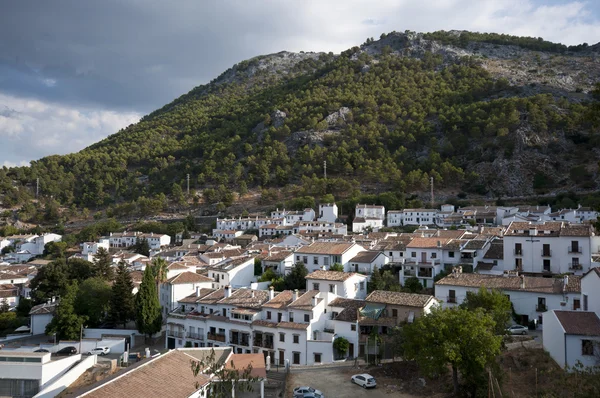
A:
[536,304,548,312]
[403,269,415,277]
[207,333,226,342]
[568,247,582,254]
[230,338,250,347]
[541,250,552,257]
[187,332,204,341]
[513,249,523,256]
[167,330,184,338]
[447,296,457,304]
[569,263,583,270]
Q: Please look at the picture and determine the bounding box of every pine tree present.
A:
[368,266,384,293]
[46,282,87,340]
[133,238,150,257]
[109,262,135,328]
[283,262,308,290]
[135,266,162,339]
[93,247,114,281]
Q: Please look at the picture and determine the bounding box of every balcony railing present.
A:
[207,333,226,342]
[263,340,274,349]
[447,296,457,304]
[403,270,415,276]
[541,250,552,257]
[568,247,582,254]
[513,249,523,255]
[569,263,583,270]
[167,330,184,338]
[230,336,250,346]
[536,304,548,312]
[187,332,204,341]
[542,268,552,274]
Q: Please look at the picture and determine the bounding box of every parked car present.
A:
[88,347,110,356]
[293,386,323,398]
[351,374,377,388]
[505,325,528,335]
[34,349,49,353]
[56,346,78,356]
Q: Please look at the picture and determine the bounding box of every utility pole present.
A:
[430,177,434,208]
[323,161,327,179]
[186,174,190,196]
[36,178,39,199]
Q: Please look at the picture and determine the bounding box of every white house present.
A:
[347,251,389,276]
[352,217,384,233]
[503,221,600,276]
[543,310,600,370]
[401,237,452,289]
[206,256,256,289]
[0,284,20,310]
[355,204,385,220]
[160,272,214,318]
[294,242,366,273]
[581,268,600,314]
[402,209,437,226]
[387,211,403,227]
[81,240,110,256]
[29,300,59,335]
[317,203,338,223]
[262,251,294,275]
[435,271,581,328]
[293,221,347,235]
[305,270,369,301]
[576,206,599,222]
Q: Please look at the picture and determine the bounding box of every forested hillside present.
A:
[1,30,599,220]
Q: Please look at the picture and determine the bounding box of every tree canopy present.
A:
[460,287,512,335]
[135,266,162,338]
[46,282,87,341]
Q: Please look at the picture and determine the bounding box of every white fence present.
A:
[33,354,97,398]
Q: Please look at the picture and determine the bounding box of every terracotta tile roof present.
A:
[196,288,226,304]
[505,222,593,237]
[202,252,226,259]
[443,240,463,250]
[218,289,270,309]
[305,270,359,282]
[129,270,144,283]
[221,248,246,257]
[80,349,222,398]
[166,271,213,285]
[178,288,217,303]
[264,251,293,262]
[406,237,452,249]
[560,224,594,237]
[0,285,18,298]
[366,290,435,308]
[349,251,383,263]
[262,290,295,309]
[554,311,600,336]
[463,240,488,250]
[483,241,504,259]
[329,297,366,322]
[436,273,581,294]
[209,256,255,271]
[295,242,354,255]
[29,301,58,315]
[225,354,267,379]
[167,262,191,270]
[288,290,321,310]
[252,319,309,330]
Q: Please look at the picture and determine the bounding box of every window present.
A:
[573,299,581,311]
[583,294,588,311]
[293,352,300,364]
[515,243,522,255]
[448,289,456,303]
[431,253,437,259]
[389,252,393,256]
[267,311,271,320]
[582,340,594,356]
[304,314,310,322]
[296,255,300,262]
[289,312,294,322]
[359,281,365,290]
[314,353,322,363]
[293,334,299,344]
[278,312,282,322]
[303,256,308,264]
[449,251,455,258]
[543,259,551,272]
[323,257,329,266]
[313,283,320,290]
[542,244,551,256]
[329,284,335,293]
[411,252,416,258]
[392,309,398,317]
[279,333,285,342]
[313,257,318,265]
[351,324,356,331]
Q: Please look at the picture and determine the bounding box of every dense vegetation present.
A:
[1,31,598,219]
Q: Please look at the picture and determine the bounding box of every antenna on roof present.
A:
[430,177,434,208]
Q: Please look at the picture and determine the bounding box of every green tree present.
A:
[15,298,33,317]
[329,263,344,272]
[151,257,169,299]
[0,299,9,313]
[75,278,111,327]
[93,247,114,281]
[133,238,150,257]
[172,182,186,205]
[43,241,68,260]
[68,258,96,282]
[368,266,384,293]
[283,262,308,290]
[460,287,511,335]
[46,282,87,340]
[402,276,423,293]
[135,266,162,339]
[109,262,135,328]
[254,258,262,276]
[30,260,70,303]
[333,336,350,359]
[403,307,502,395]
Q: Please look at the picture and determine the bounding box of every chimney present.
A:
[312,293,318,307]
[520,275,525,289]
[51,296,55,303]
[563,275,569,291]
[293,289,299,302]
[321,265,326,271]
[269,286,275,300]
[437,240,441,248]
[251,290,255,298]
[196,286,201,297]
[224,285,231,298]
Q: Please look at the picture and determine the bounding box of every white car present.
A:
[505,325,528,335]
[88,347,110,356]
[351,374,377,389]
[293,386,323,397]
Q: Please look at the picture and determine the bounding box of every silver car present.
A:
[505,325,528,335]
[351,373,377,388]
[293,386,323,398]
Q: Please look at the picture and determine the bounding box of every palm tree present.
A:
[150,257,168,301]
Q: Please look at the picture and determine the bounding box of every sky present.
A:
[1,0,600,167]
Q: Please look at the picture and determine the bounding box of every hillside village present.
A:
[0,201,599,397]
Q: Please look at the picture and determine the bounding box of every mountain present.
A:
[1,30,600,218]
